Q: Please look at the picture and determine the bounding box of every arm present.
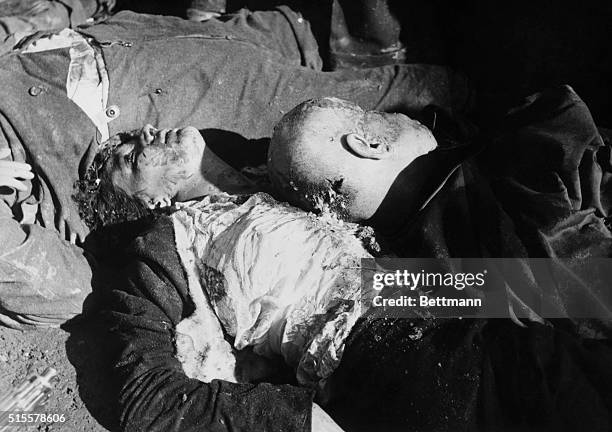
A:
[0,199,93,328]
[104,216,319,432]
[0,149,92,328]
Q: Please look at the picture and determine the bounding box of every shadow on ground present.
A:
[65,318,119,432]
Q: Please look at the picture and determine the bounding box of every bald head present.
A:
[268,97,437,221]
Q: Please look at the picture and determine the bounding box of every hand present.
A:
[311,403,344,432]
[0,148,34,192]
[56,210,88,245]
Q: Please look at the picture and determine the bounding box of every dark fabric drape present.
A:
[326,86,612,431]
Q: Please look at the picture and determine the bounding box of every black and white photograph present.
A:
[0,0,611,431]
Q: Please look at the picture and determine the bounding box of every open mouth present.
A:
[154,129,169,144]
[142,125,172,147]
[154,128,182,146]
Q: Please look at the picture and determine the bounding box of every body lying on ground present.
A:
[88,86,611,431]
[0,7,463,328]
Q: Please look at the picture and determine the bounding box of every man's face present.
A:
[268,97,437,221]
[105,125,205,206]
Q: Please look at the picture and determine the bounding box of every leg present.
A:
[216,7,324,70]
[85,11,469,152]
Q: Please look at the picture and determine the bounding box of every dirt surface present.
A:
[0,320,117,432]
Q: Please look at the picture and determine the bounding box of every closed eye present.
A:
[124,150,136,167]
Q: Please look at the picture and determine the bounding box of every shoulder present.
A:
[101,215,192,324]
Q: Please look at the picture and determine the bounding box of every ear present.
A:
[345,133,391,160]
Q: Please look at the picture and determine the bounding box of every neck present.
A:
[367,150,458,234]
[366,172,418,235]
[176,147,258,201]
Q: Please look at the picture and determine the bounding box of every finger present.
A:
[0,169,35,180]
[75,220,88,245]
[0,148,10,159]
[57,217,66,240]
[66,223,79,245]
[19,171,35,180]
[66,219,88,245]
[0,177,28,191]
[0,161,32,171]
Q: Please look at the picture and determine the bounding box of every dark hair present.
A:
[72,132,151,231]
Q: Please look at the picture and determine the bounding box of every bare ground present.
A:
[0,320,117,432]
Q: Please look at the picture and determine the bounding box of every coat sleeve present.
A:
[0,110,93,328]
[104,216,314,432]
[0,200,93,328]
